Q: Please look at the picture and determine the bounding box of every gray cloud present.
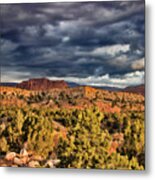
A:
[0,1,145,87]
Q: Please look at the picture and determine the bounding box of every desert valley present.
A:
[0,78,145,169]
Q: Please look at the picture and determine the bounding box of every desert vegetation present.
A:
[0,85,145,169]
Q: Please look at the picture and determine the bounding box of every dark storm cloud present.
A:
[0,1,145,87]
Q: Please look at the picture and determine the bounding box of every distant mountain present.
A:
[0,82,18,87]
[67,82,144,94]
[0,79,144,95]
[0,80,122,92]
[123,84,145,96]
[67,82,80,88]
[67,81,121,91]
[16,78,68,90]
[91,86,121,91]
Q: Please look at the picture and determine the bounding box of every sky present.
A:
[0,1,145,88]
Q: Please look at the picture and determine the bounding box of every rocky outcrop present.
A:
[16,78,68,90]
[5,152,16,161]
[2,148,60,168]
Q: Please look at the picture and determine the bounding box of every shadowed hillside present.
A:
[123,85,145,96]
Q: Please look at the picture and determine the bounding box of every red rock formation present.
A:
[16,78,68,90]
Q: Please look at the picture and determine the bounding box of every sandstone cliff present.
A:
[16,78,68,90]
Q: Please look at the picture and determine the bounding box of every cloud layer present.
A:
[0,1,145,87]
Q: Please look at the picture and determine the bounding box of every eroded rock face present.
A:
[16,78,68,91]
[28,160,40,168]
[5,152,16,161]
[13,157,24,166]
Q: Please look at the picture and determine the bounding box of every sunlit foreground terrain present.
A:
[0,86,145,169]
